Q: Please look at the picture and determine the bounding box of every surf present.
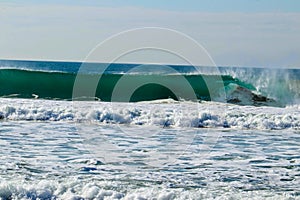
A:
[0,59,299,107]
[0,68,269,105]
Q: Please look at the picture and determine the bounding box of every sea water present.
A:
[0,60,299,199]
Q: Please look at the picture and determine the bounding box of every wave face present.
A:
[0,68,75,99]
[0,68,255,102]
[0,59,299,106]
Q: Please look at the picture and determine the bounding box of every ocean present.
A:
[0,59,299,199]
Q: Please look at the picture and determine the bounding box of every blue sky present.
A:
[0,0,299,67]
[5,0,300,12]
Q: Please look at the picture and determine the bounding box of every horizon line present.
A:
[0,58,298,69]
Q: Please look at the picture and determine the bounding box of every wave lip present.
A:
[0,98,299,130]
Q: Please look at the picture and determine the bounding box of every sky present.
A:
[0,0,299,67]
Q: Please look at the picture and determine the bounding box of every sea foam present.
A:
[0,179,298,200]
[0,98,299,130]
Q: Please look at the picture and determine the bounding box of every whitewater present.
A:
[0,98,299,130]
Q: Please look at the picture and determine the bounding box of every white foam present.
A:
[0,98,299,130]
[0,180,297,200]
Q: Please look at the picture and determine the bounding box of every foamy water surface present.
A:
[0,98,299,199]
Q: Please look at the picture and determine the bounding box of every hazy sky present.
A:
[0,0,299,67]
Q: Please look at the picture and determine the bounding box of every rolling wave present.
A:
[0,59,299,107]
[0,68,275,106]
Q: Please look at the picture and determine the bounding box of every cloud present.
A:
[0,4,299,67]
